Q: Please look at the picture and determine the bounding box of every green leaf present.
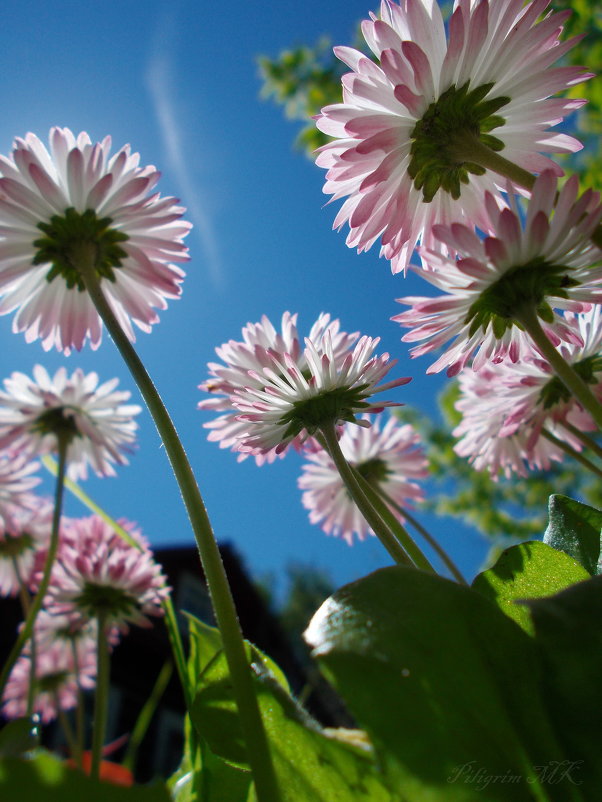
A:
[0,719,37,757]
[0,751,170,801]
[472,541,590,634]
[522,576,602,796]
[188,619,395,800]
[544,495,602,576]
[169,716,252,802]
[305,566,578,801]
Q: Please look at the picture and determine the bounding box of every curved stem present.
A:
[75,246,279,802]
[319,422,412,565]
[0,437,68,701]
[373,487,466,584]
[560,420,602,461]
[516,306,602,431]
[91,614,109,781]
[541,429,602,479]
[351,468,436,574]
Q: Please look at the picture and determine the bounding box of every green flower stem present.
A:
[351,468,437,574]
[12,559,31,617]
[26,632,37,721]
[319,423,413,566]
[560,420,602,461]
[57,701,79,763]
[450,130,602,247]
[91,613,110,781]
[122,660,173,772]
[371,486,467,585]
[75,245,279,802]
[0,436,68,703]
[449,130,536,191]
[70,640,85,770]
[541,429,602,479]
[516,305,602,431]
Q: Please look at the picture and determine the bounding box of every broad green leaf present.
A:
[522,576,602,797]
[189,620,395,801]
[169,717,252,802]
[544,495,602,576]
[0,751,170,801]
[472,541,590,634]
[306,566,578,802]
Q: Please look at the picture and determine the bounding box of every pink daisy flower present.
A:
[0,497,53,597]
[486,307,602,445]
[0,365,142,480]
[316,0,589,273]
[0,451,41,529]
[43,515,169,633]
[3,637,96,724]
[452,363,584,478]
[394,172,602,375]
[0,127,191,353]
[299,414,427,544]
[201,313,410,458]
[199,312,358,463]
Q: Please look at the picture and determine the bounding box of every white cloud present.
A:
[145,46,224,289]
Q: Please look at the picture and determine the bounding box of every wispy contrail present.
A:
[145,50,224,289]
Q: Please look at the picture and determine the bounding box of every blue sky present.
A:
[0,0,491,601]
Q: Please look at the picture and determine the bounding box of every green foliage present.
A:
[178,614,396,801]
[544,495,602,575]
[257,37,348,154]
[0,751,170,801]
[306,560,601,800]
[472,540,590,634]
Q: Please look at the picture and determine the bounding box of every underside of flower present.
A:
[31,405,82,445]
[538,354,602,409]
[409,82,508,202]
[74,581,139,621]
[355,456,390,487]
[465,257,578,339]
[0,530,34,559]
[280,384,372,441]
[33,207,128,291]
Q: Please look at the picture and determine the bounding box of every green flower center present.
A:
[409,82,509,202]
[538,355,602,409]
[37,670,70,694]
[33,207,129,291]
[355,457,390,487]
[281,385,371,441]
[464,258,579,340]
[0,532,34,559]
[32,406,82,444]
[74,581,138,620]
